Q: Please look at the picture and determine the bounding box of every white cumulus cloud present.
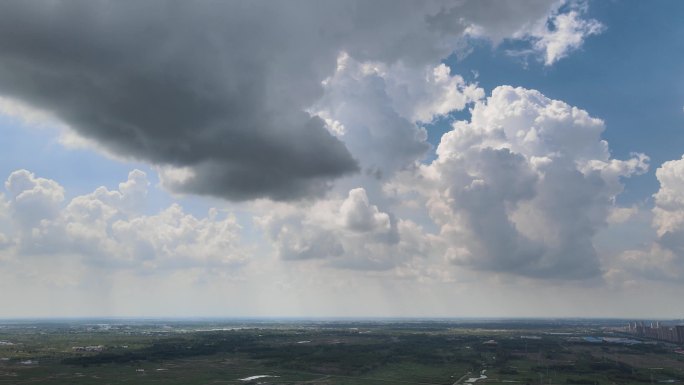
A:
[5,170,65,229]
[502,2,604,66]
[1,170,247,270]
[532,9,604,65]
[257,187,436,272]
[403,86,647,279]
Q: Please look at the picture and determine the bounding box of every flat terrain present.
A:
[0,319,682,384]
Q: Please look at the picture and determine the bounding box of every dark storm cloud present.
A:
[0,1,353,199]
[0,0,557,200]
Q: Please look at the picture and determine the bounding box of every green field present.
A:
[0,320,682,384]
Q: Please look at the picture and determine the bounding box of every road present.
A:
[452,371,472,385]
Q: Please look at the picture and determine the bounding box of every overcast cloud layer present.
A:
[3,0,682,318]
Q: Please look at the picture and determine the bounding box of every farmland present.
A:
[0,319,682,384]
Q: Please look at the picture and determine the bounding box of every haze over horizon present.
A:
[1,0,683,319]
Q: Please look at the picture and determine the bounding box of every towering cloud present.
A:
[0,0,598,201]
[411,86,647,279]
[616,156,684,282]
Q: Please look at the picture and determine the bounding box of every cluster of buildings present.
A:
[626,321,684,344]
[71,345,104,352]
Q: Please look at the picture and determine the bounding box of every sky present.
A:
[0,0,683,319]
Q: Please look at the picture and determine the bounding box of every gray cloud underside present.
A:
[0,0,559,200]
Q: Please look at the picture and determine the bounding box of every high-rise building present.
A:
[626,321,684,344]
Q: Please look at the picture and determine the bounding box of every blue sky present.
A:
[440,0,684,204]
[0,0,683,318]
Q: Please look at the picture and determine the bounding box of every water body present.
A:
[239,375,279,381]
